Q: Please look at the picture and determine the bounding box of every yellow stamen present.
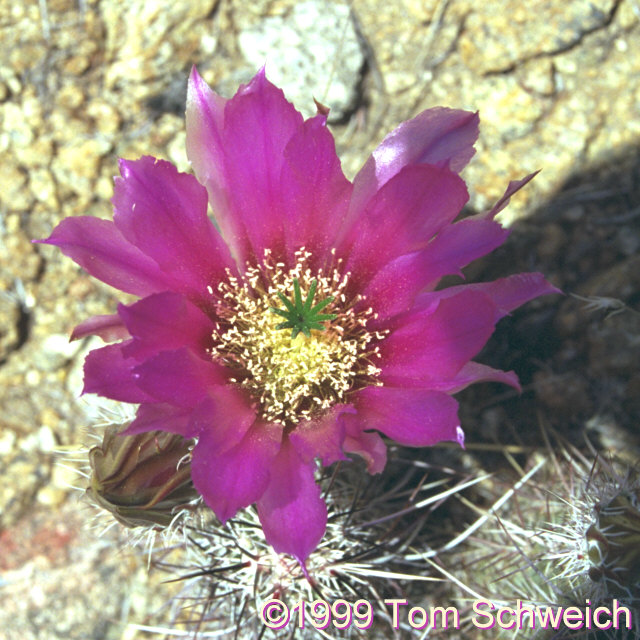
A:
[210,248,384,426]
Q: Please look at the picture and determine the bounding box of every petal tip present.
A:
[503,370,522,393]
[313,98,330,118]
[188,64,206,90]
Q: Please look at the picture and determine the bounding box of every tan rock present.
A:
[86,100,121,135]
[56,84,86,111]
[55,138,112,182]
[30,167,59,207]
[63,54,91,76]
[15,137,54,168]
[2,101,34,147]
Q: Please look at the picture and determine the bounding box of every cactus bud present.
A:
[87,426,198,528]
[587,488,640,598]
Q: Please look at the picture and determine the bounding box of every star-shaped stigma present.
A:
[270,278,337,339]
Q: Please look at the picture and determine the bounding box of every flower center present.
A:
[209,248,383,426]
[270,277,337,339]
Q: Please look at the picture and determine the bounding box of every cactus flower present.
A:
[39,67,557,563]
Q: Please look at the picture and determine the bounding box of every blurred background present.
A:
[1,0,639,638]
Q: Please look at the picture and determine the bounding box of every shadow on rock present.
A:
[458,144,640,455]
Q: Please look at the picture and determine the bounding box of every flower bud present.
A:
[87,426,198,528]
[587,488,640,598]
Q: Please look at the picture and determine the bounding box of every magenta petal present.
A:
[379,290,498,385]
[186,67,245,263]
[288,404,353,467]
[221,71,304,261]
[132,347,226,408]
[362,219,509,323]
[70,314,129,343]
[113,156,235,299]
[186,67,226,156]
[187,67,305,263]
[342,164,469,280]
[429,362,521,394]
[483,171,539,220]
[421,217,510,287]
[360,253,429,321]
[192,420,282,524]
[354,386,461,447]
[37,217,172,296]
[83,342,153,403]
[188,386,257,455]
[415,273,561,320]
[342,414,387,473]
[349,108,478,222]
[419,218,511,286]
[119,292,214,360]
[280,115,352,263]
[257,438,327,562]
[123,403,194,437]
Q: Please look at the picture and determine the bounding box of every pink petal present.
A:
[341,164,469,282]
[187,67,305,264]
[112,156,235,301]
[70,314,129,342]
[354,386,462,447]
[349,108,478,224]
[280,115,352,265]
[188,386,257,455]
[417,217,510,289]
[36,217,173,296]
[288,404,353,467]
[222,70,304,261]
[342,414,387,474]
[427,361,521,394]
[363,218,510,322]
[483,171,539,220]
[186,67,243,263]
[118,292,214,360]
[257,437,327,562]
[83,342,153,403]
[132,347,226,408]
[379,290,498,385]
[359,252,429,321]
[414,273,561,319]
[192,420,282,524]
[123,403,195,437]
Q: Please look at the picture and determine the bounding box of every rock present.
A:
[516,59,556,96]
[63,54,91,76]
[2,101,34,146]
[15,137,54,169]
[238,1,365,120]
[56,84,86,111]
[30,168,58,207]
[86,100,122,136]
[0,294,21,363]
[102,0,219,88]
[0,450,50,529]
[35,334,84,372]
[52,138,112,198]
[458,0,618,74]
[533,371,593,416]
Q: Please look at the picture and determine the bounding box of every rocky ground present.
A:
[1,0,639,638]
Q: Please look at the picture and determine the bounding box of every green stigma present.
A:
[270,278,337,339]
